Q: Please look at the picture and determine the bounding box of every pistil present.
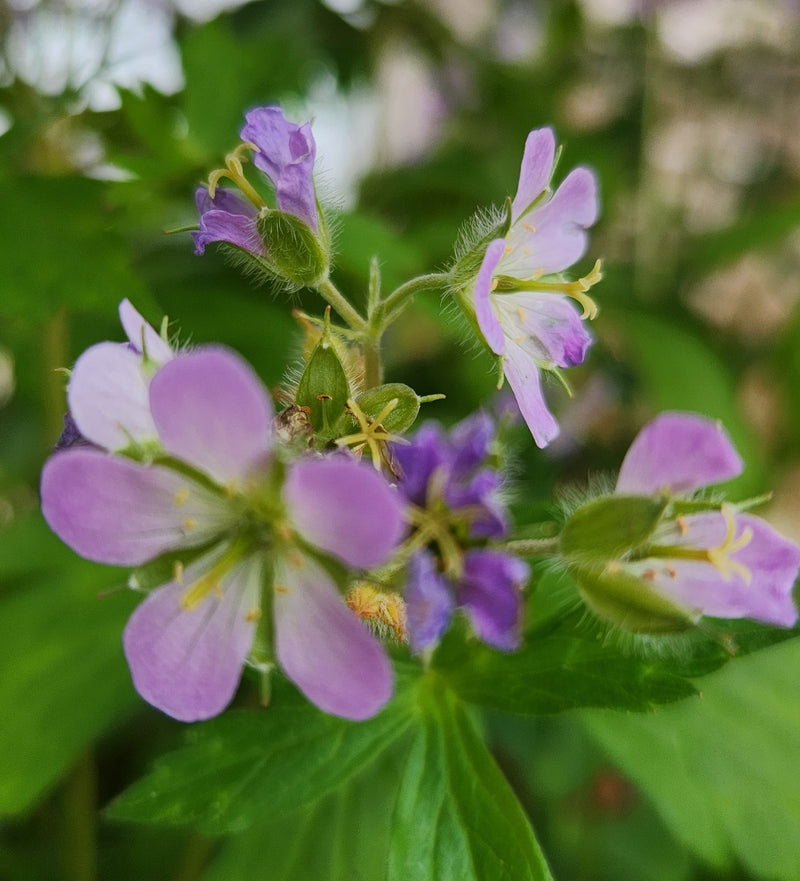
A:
[207,142,267,210]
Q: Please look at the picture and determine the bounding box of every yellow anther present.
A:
[706,504,753,584]
[206,141,266,209]
[676,515,689,536]
[287,550,305,570]
[173,561,185,585]
[245,608,262,623]
[516,306,527,324]
[173,487,189,508]
[523,224,536,234]
[490,278,499,292]
[504,244,513,255]
[183,517,198,531]
[274,583,290,595]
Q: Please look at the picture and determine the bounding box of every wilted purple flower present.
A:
[67,299,173,452]
[469,128,601,448]
[193,105,319,257]
[613,412,799,627]
[42,347,405,722]
[394,411,529,652]
[567,412,800,631]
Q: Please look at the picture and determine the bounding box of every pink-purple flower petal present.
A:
[193,207,266,257]
[617,412,743,496]
[149,347,273,487]
[118,299,173,364]
[630,509,798,627]
[511,127,556,223]
[518,167,598,274]
[68,342,158,451]
[240,106,318,232]
[474,238,507,354]
[405,550,454,653]
[284,457,405,569]
[273,554,393,720]
[502,341,560,448]
[122,552,263,722]
[41,449,231,565]
[494,291,593,368]
[458,549,528,651]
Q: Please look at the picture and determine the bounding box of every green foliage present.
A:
[0,515,138,817]
[106,684,413,833]
[0,178,148,324]
[388,681,554,881]
[583,638,800,881]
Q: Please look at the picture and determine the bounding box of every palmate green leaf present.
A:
[106,680,416,833]
[388,680,554,881]
[0,515,138,816]
[582,637,800,881]
[432,624,697,716]
[202,745,406,881]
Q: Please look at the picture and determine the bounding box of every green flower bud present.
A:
[295,318,350,436]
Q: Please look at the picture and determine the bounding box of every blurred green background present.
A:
[1,0,800,879]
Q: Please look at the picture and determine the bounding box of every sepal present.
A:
[354,383,427,434]
[572,562,695,633]
[295,318,350,436]
[560,495,667,562]
[256,209,330,287]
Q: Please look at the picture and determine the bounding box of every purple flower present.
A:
[394,412,528,652]
[470,128,601,448]
[42,347,405,722]
[192,186,265,257]
[571,412,800,630]
[405,548,528,653]
[241,106,318,232]
[193,106,319,258]
[67,299,174,452]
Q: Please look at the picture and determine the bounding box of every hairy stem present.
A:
[316,278,368,332]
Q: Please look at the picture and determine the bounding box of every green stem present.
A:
[377,272,451,327]
[502,538,561,557]
[60,753,97,881]
[364,338,382,390]
[316,278,367,332]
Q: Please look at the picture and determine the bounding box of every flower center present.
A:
[180,539,249,610]
[207,142,267,210]
[493,259,603,320]
[647,505,754,584]
[336,397,405,471]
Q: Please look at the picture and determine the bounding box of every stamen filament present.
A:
[207,142,266,209]
[646,505,754,584]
